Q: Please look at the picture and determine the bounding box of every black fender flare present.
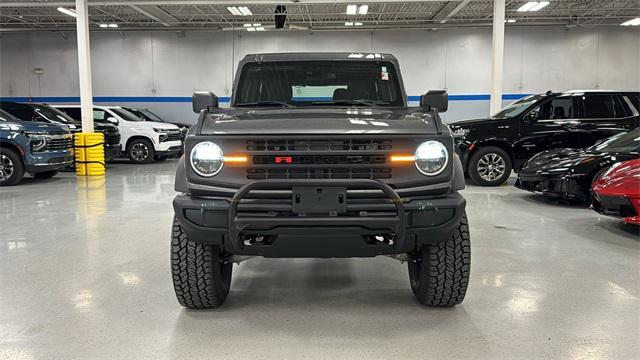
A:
[451,155,465,191]
[174,156,188,193]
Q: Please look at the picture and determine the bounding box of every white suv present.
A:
[55,105,183,163]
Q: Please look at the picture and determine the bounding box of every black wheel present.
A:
[468,146,512,186]
[33,170,59,179]
[127,138,155,164]
[0,148,25,186]
[408,213,470,306]
[171,217,232,309]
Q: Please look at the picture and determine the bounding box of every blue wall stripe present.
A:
[0,94,530,104]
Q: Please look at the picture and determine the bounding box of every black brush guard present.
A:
[225,179,407,254]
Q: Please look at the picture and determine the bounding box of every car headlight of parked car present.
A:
[190,141,224,177]
[450,128,470,138]
[24,131,48,152]
[415,140,448,176]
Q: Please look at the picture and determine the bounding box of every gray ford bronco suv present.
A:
[172,53,470,308]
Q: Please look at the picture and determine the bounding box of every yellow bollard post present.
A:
[74,132,105,176]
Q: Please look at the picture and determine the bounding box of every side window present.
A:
[537,97,573,121]
[5,105,37,122]
[612,96,629,118]
[60,108,81,121]
[582,95,616,119]
[93,110,107,122]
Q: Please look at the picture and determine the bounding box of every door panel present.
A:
[575,94,631,144]
[515,96,577,164]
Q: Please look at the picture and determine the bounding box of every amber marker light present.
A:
[223,155,248,163]
[390,154,416,163]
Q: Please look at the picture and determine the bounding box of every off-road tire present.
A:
[0,148,25,186]
[33,170,58,179]
[468,146,512,186]
[171,217,232,309]
[408,213,470,306]
[127,138,155,164]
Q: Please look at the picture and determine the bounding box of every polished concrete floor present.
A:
[0,159,638,359]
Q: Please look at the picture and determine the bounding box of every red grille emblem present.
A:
[275,156,293,164]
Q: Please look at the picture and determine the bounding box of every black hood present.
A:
[449,117,506,128]
[520,148,635,176]
[200,107,440,135]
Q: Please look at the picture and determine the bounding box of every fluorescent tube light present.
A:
[108,23,118,28]
[354,22,363,26]
[256,27,265,31]
[227,7,241,16]
[517,2,537,12]
[530,1,549,11]
[238,7,252,16]
[57,7,77,18]
[346,5,357,15]
[345,22,354,26]
[99,24,108,28]
[247,27,256,31]
[358,5,368,15]
[621,18,640,26]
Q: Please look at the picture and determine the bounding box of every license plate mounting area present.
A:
[292,186,347,216]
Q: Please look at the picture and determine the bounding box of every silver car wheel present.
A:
[477,153,506,182]
[0,154,14,181]
[131,143,150,162]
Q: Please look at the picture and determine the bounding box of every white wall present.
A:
[1,26,638,124]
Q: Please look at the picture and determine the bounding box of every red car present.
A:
[591,159,640,225]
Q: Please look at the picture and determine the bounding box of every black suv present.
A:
[172,53,470,308]
[449,91,640,186]
[0,102,121,161]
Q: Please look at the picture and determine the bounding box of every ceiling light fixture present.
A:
[505,19,516,23]
[243,23,252,27]
[346,5,357,15]
[253,23,261,27]
[57,7,77,18]
[108,23,118,28]
[621,17,640,26]
[345,22,354,26]
[354,22,363,26]
[99,24,108,28]
[517,2,549,12]
[227,6,242,16]
[358,5,369,15]
[247,27,256,31]
[238,7,252,16]
[256,27,265,31]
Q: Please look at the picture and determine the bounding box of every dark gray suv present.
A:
[171,53,470,308]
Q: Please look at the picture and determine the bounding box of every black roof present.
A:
[240,52,398,63]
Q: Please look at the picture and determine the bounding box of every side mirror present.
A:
[420,90,448,112]
[192,91,219,113]
[106,117,119,125]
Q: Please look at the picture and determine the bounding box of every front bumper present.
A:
[515,171,590,202]
[104,144,121,161]
[591,191,640,225]
[25,151,74,173]
[173,179,466,258]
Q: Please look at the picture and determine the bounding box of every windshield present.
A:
[492,95,545,119]
[112,108,143,122]
[140,109,164,122]
[0,109,20,122]
[588,129,640,154]
[32,104,77,124]
[234,60,404,107]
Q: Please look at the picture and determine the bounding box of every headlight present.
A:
[415,141,449,176]
[153,128,167,133]
[24,132,48,152]
[190,142,224,177]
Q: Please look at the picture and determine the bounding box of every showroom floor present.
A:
[0,159,638,359]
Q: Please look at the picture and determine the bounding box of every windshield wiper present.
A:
[235,101,293,108]
[311,99,390,107]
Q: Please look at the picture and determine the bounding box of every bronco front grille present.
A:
[246,138,392,152]
[247,167,392,180]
